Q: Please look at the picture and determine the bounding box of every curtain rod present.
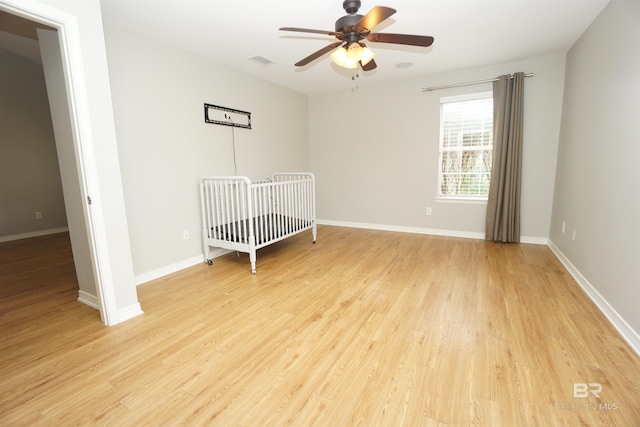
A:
[422,73,534,92]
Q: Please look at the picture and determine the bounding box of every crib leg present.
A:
[249,237,257,274]
[204,244,212,265]
[250,261,256,274]
[250,252,257,274]
[312,223,317,243]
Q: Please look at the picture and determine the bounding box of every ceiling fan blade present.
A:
[294,41,343,66]
[357,41,376,71]
[354,6,396,32]
[360,58,377,71]
[367,33,434,47]
[279,27,340,37]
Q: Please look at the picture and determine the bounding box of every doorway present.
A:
[0,10,101,313]
[0,1,120,325]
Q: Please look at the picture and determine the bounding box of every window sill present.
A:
[435,197,488,205]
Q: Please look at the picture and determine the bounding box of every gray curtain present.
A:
[485,72,525,243]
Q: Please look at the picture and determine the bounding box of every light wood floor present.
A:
[1,227,639,426]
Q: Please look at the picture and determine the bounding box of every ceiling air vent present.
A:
[249,55,275,66]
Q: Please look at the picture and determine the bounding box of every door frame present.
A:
[1,0,118,325]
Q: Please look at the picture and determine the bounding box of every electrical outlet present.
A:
[571,229,576,242]
[183,229,190,240]
[35,211,42,219]
[426,207,432,216]
[561,221,566,234]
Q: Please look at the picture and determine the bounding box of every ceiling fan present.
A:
[280,0,434,71]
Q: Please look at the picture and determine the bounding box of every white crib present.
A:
[200,173,316,274]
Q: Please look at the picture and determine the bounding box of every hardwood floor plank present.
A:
[1,227,639,425]
[281,392,333,427]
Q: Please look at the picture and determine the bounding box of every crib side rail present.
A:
[272,172,315,183]
[252,174,316,246]
[200,176,254,247]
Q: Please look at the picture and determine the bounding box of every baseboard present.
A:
[318,219,486,239]
[119,303,144,323]
[78,291,143,323]
[521,235,549,245]
[0,227,69,243]
[134,255,203,286]
[317,219,548,244]
[77,290,100,310]
[134,248,229,286]
[548,240,640,357]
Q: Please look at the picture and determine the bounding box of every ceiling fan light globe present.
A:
[344,59,359,69]
[330,47,358,69]
[330,47,347,64]
[360,47,375,66]
[346,42,363,61]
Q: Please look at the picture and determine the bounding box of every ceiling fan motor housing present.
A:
[343,0,361,14]
[335,14,366,40]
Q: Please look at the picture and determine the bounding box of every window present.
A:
[438,92,493,200]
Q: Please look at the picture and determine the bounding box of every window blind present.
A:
[438,95,493,198]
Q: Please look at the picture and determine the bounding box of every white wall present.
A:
[310,54,566,242]
[549,0,640,343]
[0,47,67,239]
[102,24,310,277]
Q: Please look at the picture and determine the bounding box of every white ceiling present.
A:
[5,1,610,96]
